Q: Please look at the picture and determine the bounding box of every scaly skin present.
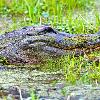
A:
[0,25,100,65]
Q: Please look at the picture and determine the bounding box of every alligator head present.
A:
[0,25,100,65]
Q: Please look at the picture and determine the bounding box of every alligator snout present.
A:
[20,26,100,57]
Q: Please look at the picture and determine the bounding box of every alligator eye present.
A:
[44,26,56,33]
[37,26,57,34]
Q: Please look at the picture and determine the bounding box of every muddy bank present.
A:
[1,81,100,100]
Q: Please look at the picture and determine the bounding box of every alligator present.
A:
[0,25,100,99]
[0,25,100,66]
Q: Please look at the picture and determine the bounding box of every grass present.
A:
[31,91,38,100]
[0,0,100,85]
[40,53,100,85]
[0,0,99,33]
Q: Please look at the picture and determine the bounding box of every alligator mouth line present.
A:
[54,43,100,50]
[22,37,100,56]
